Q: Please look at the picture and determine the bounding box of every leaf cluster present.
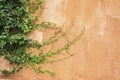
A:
[0,0,73,76]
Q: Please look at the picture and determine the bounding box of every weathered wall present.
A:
[0,0,120,80]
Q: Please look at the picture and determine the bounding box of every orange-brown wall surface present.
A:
[0,0,120,80]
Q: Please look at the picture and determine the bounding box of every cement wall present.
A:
[0,0,120,80]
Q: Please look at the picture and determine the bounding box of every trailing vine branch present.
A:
[0,0,84,76]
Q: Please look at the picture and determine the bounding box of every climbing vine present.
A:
[0,0,84,76]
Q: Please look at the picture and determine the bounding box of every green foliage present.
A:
[0,0,85,76]
[0,0,76,76]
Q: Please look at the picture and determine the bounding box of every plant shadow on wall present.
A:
[0,0,84,76]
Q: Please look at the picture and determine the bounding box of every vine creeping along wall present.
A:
[0,0,84,76]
